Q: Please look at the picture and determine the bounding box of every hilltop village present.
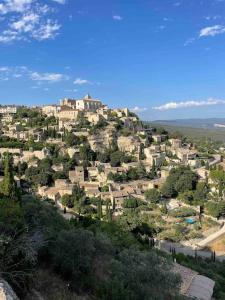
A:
[1,95,225,299]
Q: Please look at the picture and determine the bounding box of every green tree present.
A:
[145,189,161,203]
[61,194,74,208]
[161,166,198,198]
[97,199,102,219]
[0,153,18,199]
[51,229,96,289]
[210,168,225,197]
[98,249,180,300]
[110,151,123,167]
[123,198,139,209]
[193,182,209,205]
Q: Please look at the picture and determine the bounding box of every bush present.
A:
[169,207,196,218]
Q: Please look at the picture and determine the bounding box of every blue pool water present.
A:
[185,218,196,224]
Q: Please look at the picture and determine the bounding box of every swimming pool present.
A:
[185,218,196,224]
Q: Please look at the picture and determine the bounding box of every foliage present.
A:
[51,229,97,290]
[98,249,181,300]
[64,133,87,147]
[169,207,196,218]
[210,167,225,197]
[205,201,225,218]
[161,166,198,198]
[0,153,19,200]
[110,151,123,167]
[0,198,36,295]
[108,165,148,182]
[145,189,161,203]
[123,198,139,209]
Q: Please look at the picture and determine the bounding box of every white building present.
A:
[60,94,103,111]
[42,105,60,117]
[0,106,17,114]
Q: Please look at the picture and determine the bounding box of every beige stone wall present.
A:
[117,136,140,153]
[58,109,80,121]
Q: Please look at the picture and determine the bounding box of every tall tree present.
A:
[97,199,102,219]
[0,153,18,199]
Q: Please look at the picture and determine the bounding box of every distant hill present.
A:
[145,119,225,142]
[152,118,225,130]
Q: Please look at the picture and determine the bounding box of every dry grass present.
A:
[208,237,225,254]
[25,268,91,300]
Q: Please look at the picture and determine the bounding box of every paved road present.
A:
[157,240,225,261]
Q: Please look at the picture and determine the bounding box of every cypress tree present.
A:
[106,200,110,221]
[97,199,102,219]
[0,153,18,199]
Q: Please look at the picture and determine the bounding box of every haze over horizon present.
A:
[0,0,225,120]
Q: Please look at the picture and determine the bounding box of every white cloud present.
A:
[0,66,70,83]
[0,30,22,43]
[205,15,221,21]
[113,15,123,21]
[32,20,61,40]
[131,106,147,113]
[52,0,66,4]
[10,13,39,32]
[0,0,33,14]
[153,98,225,111]
[0,0,64,43]
[0,66,10,72]
[30,72,68,82]
[73,78,90,85]
[199,25,225,37]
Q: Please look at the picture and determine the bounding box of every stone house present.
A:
[87,166,99,181]
[169,138,182,149]
[152,134,162,143]
[117,135,141,153]
[69,167,85,183]
[144,148,165,167]
[42,104,60,117]
[100,190,130,210]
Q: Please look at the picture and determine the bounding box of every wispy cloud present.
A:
[113,15,123,21]
[0,0,33,14]
[153,98,225,111]
[205,15,221,21]
[73,78,91,85]
[0,0,64,43]
[30,72,68,82]
[51,0,66,4]
[199,25,225,37]
[32,20,61,40]
[184,37,195,47]
[0,66,69,83]
[131,106,147,113]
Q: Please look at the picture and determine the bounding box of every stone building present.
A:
[60,94,103,111]
[69,167,85,183]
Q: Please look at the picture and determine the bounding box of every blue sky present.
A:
[0,0,225,120]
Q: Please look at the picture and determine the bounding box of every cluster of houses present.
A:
[0,98,222,299]
[0,95,223,214]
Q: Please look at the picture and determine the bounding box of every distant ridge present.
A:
[152,118,225,130]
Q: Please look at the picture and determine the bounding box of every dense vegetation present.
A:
[0,155,182,299]
[175,253,225,300]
